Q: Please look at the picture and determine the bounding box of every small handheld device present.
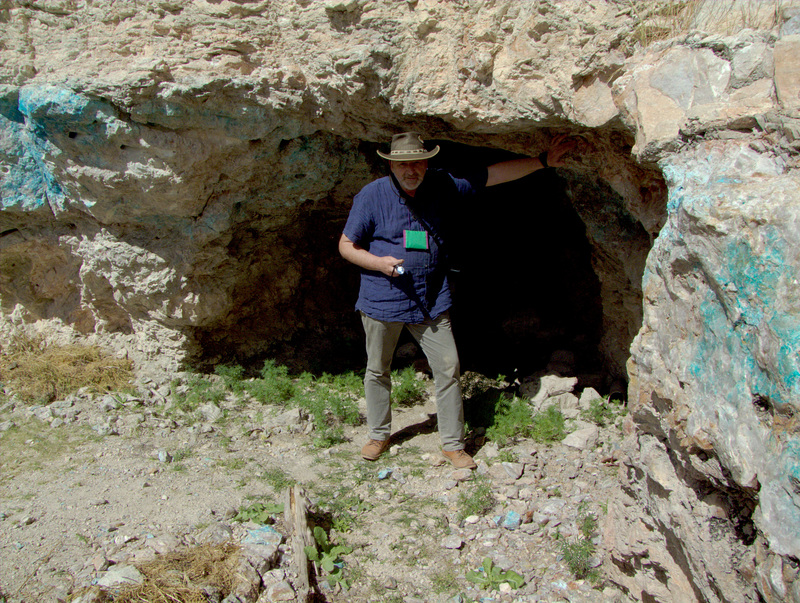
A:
[394,265,405,275]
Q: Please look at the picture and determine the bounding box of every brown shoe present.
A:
[442,449,477,470]
[361,438,390,461]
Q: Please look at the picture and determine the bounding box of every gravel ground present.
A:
[0,373,631,603]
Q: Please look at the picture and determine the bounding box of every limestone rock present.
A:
[2,3,800,603]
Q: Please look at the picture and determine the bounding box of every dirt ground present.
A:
[0,374,626,603]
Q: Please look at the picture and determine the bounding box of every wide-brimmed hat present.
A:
[377,132,440,161]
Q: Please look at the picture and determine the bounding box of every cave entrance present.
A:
[379,138,658,393]
[194,133,661,398]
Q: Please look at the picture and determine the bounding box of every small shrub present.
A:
[530,405,566,443]
[485,394,534,445]
[297,386,360,448]
[245,360,296,405]
[581,396,620,427]
[392,366,426,406]
[214,364,246,394]
[240,360,364,448]
[560,538,596,580]
[559,502,600,581]
[496,449,517,464]
[170,374,225,416]
[318,370,362,396]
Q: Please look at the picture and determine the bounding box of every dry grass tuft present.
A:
[94,544,243,603]
[626,0,782,49]
[0,334,134,404]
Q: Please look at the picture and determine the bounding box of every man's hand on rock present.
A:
[544,135,577,168]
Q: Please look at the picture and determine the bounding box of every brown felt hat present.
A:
[377,132,440,161]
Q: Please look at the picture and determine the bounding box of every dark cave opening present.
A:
[427,140,604,384]
[192,135,657,398]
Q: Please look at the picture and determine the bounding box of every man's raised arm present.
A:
[486,136,575,187]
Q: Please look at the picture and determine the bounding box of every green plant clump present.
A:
[260,467,295,492]
[391,366,427,406]
[245,360,297,405]
[530,405,566,443]
[304,526,352,588]
[559,502,600,581]
[170,374,226,416]
[484,393,535,445]
[457,474,495,520]
[242,361,363,448]
[581,396,622,427]
[233,502,284,524]
[466,557,525,591]
[214,364,247,394]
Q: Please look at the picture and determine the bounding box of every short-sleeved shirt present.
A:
[343,167,487,323]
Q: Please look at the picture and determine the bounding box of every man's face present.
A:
[390,160,428,194]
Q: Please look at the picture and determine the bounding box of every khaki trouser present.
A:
[360,311,464,451]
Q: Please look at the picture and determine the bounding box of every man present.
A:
[339,132,573,469]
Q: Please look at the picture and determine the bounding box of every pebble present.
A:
[243,525,284,547]
[94,564,144,587]
[451,469,473,481]
[502,510,522,530]
[501,462,524,479]
[266,580,296,601]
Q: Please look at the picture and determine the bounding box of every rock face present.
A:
[1,1,800,601]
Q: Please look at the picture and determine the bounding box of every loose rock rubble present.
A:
[0,369,630,603]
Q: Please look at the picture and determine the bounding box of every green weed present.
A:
[245,360,296,405]
[530,405,566,443]
[392,366,427,406]
[172,448,192,463]
[496,449,517,464]
[466,557,525,591]
[217,457,246,470]
[484,394,533,445]
[298,387,360,448]
[311,465,375,533]
[170,374,226,416]
[560,538,597,581]
[233,502,284,524]
[581,396,621,427]
[214,364,246,394]
[304,526,352,589]
[457,473,495,520]
[260,467,295,492]
[559,502,600,581]
[317,371,363,396]
[245,361,362,448]
[430,563,460,594]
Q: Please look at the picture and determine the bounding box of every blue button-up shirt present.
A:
[343,167,486,323]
